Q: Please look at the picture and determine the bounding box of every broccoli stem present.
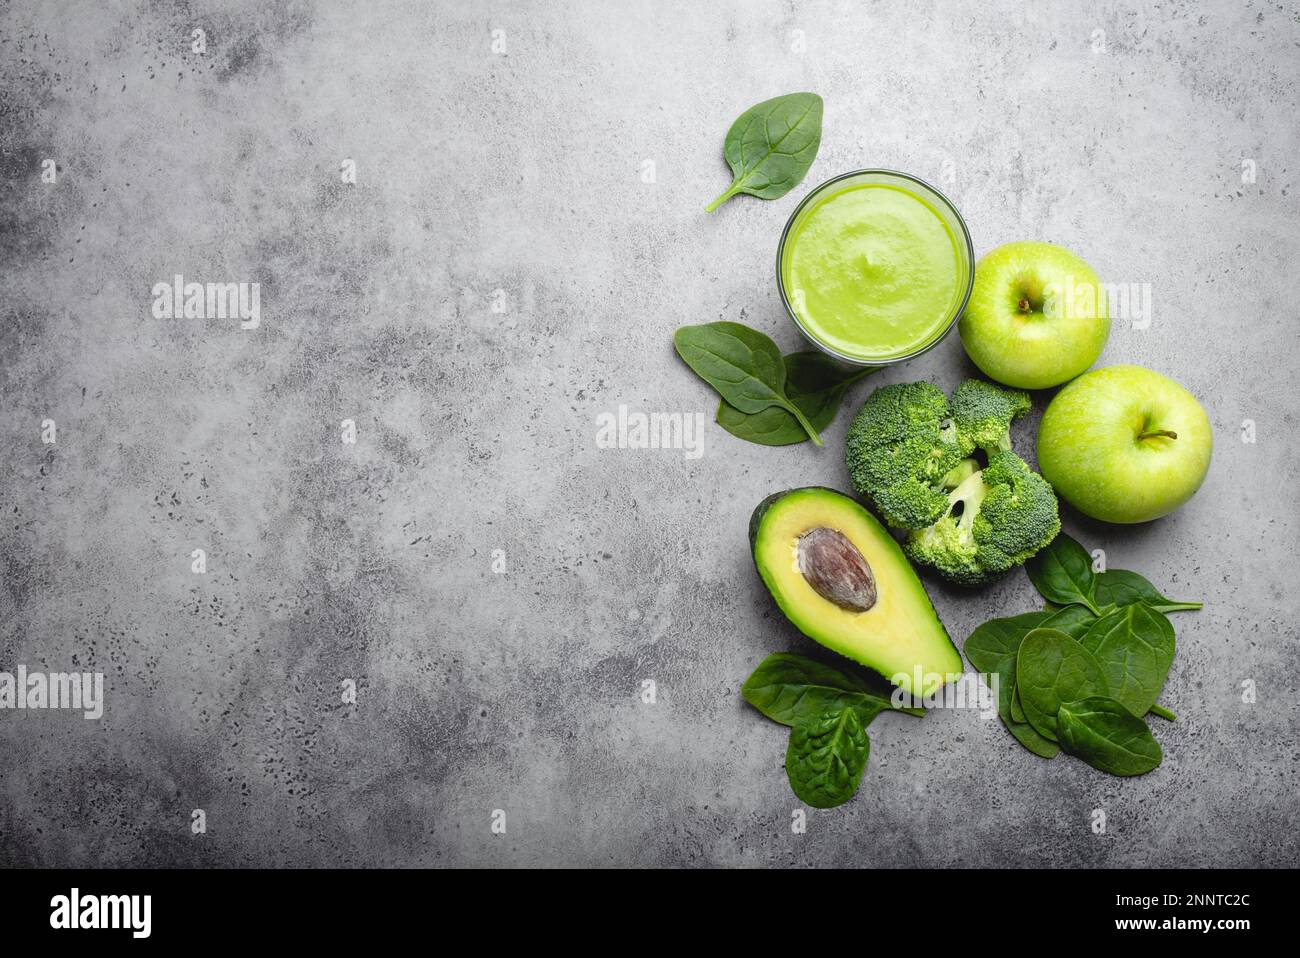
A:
[948,470,989,530]
[940,458,980,490]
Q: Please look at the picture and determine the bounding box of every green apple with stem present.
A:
[959,241,1111,389]
[1037,365,1212,524]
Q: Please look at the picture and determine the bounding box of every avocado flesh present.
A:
[750,487,961,698]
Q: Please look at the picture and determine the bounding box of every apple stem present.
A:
[1139,429,1178,441]
[1017,299,1031,312]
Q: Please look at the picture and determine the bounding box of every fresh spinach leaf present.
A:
[717,352,873,446]
[785,707,869,808]
[674,322,823,445]
[963,612,1050,676]
[705,92,823,212]
[1026,533,1102,615]
[1006,714,1060,758]
[966,534,1194,772]
[963,612,1057,758]
[741,652,922,725]
[1038,604,1099,640]
[1078,604,1176,718]
[1093,569,1202,613]
[1010,687,1027,724]
[1057,697,1163,776]
[1016,628,1109,741]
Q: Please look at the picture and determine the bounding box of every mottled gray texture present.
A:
[1,0,1297,868]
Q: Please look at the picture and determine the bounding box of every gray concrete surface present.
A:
[1,0,1297,868]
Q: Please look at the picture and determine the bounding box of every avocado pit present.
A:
[796,527,878,612]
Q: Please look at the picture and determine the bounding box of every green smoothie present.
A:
[780,180,967,362]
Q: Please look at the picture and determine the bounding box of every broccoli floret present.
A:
[904,450,1061,586]
[903,469,985,583]
[973,452,1062,572]
[950,378,1031,453]
[845,377,1059,586]
[844,382,972,529]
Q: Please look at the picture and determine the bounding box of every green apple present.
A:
[1037,365,1212,524]
[959,241,1111,389]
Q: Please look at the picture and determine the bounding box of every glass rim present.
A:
[775,168,976,367]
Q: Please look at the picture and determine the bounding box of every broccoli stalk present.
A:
[947,468,989,517]
[939,457,980,491]
[905,469,985,581]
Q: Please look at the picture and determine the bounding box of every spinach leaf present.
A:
[1026,533,1102,615]
[963,612,1058,758]
[963,612,1050,676]
[1006,714,1060,758]
[1016,629,1109,741]
[965,534,1194,772]
[1057,697,1163,776]
[1010,687,1027,724]
[741,652,922,725]
[1093,569,1202,613]
[705,92,823,212]
[674,322,823,445]
[717,353,873,446]
[1078,604,1176,718]
[1038,604,1098,640]
[785,707,870,808]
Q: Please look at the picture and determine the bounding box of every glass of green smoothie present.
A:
[777,170,974,365]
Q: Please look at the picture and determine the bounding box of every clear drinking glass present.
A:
[776,169,975,366]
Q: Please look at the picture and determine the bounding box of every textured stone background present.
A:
[1,0,1297,868]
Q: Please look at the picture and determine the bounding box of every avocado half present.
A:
[750,487,961,698]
